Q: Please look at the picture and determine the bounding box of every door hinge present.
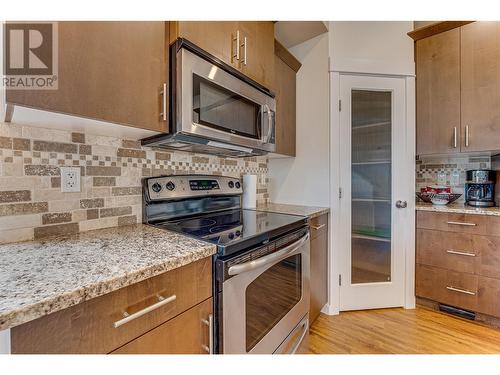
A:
[339,187,342,199]
[339,274,342,286]
[339,99,342,112]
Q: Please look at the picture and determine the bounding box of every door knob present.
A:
[396,200,407,208]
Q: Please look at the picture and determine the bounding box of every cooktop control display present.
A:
[189,179,220,191]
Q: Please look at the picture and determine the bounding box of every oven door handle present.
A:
[228,232,310,276]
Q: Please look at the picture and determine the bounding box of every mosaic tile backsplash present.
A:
[416,154,491,203]
[0,123,269,244]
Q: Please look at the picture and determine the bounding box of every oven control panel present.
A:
[145,175,242,201]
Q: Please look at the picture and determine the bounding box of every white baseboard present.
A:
[321,303,339,316]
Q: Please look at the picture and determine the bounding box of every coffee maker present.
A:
[465,170,497,207]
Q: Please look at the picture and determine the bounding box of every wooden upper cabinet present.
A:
[416,28,461,155]
[170,21,239,68]
[237,22,275,88]
[461,22,500,152]
[273,40,300,157]
[171,21,275,88]
[6,22,169,132]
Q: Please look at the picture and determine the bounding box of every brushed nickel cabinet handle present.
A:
[446,286,476,296]
[202,314,214,354]
[465,125,470,147]
[242,36,247,66]
[453,126,457,148]
[159,83,167,121]
[113,294,176,328]
[446,249,476,257]
[311,224,326,230]
[233,30,240,61]
[446,221,477,227]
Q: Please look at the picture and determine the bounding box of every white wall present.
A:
[329,21,414,76]
[268,33,330,207]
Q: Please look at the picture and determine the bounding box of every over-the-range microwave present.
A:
[141,38,276,157]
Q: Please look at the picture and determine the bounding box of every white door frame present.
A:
[324,71,415,315]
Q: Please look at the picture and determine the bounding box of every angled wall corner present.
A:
[328,21,415,76]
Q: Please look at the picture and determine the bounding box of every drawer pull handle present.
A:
[446,249,476,257]
[202,314,214,354]
[446,221,477,227]
[446,286,476,296]
[113,294,177,328]
[311,224,326,230]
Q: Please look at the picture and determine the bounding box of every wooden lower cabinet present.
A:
[112,298,212,354]
[309,214,328,323]
[416,264,479,312]
[416,211,500,320]
[11,257,212,354]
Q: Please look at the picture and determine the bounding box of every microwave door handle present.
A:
[256,105,263,140]
[262,104,274,143]
[228,232,310,276]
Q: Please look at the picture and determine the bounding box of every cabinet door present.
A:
[416,28,460,155]
[238,22,275,88]
[461,22,500,152]
[274,52,296,156]
[172,21,239,69]
[309,215,328,323]
[112,298,213,354]
[6,22,169,132]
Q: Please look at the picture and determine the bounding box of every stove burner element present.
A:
[209,224,240,234]
[179,218,217,229]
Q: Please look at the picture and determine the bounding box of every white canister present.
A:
[242,174,257,209]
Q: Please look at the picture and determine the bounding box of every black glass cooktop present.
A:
[154,209,308,256]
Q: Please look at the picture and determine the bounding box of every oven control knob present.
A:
[235,230,241,237]
[228,181,234,188]
[151,182,162,193]
[166,181,175,191]
[228,233,235,240]
[235,181,241,189]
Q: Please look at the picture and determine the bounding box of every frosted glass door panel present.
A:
[351,90,392,284]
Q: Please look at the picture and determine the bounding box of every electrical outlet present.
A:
[60,167,81,193]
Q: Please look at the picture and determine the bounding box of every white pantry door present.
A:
[339,74,409,310]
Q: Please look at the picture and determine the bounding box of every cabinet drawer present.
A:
[416,229,476,273]
[416,211,500,236]
[112,298,213,354]
[11,257,212,354]
[310,214,328,240]
[417,228,500,279]
[416,264,478,312]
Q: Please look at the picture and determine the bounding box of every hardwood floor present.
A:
[308,307,500,354]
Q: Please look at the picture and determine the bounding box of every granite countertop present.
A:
[416,202,500,216]
[0,224,216,331]
[256,202,330,219]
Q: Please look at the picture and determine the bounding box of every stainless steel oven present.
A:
[142,39,276,157]
[217,228,310,354]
